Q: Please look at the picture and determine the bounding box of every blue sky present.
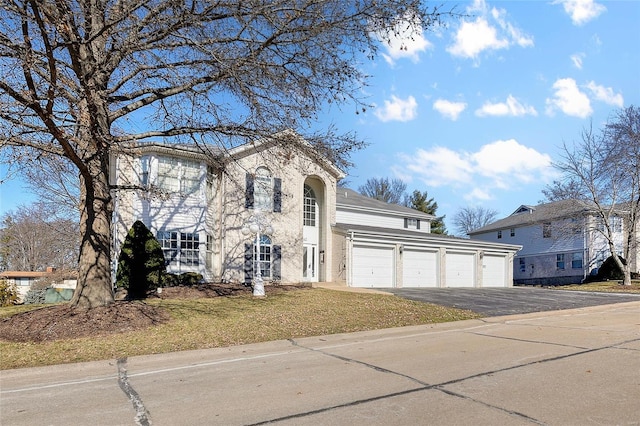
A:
[1,0,639,232]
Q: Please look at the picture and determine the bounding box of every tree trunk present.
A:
[70,159,114,308]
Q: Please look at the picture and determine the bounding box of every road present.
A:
[2,300,639,425]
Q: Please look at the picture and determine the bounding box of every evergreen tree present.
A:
[116,221,166,300]
[405,190,447,234]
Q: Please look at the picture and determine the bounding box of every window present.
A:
[510,228,515,237]
[206,166,215,201]
[254,167,273,210]
[253,235,272,278]
[206,234,213,270]
[180,232,200,266]
[611,216,622,233]
[572,252,583,269]
[303,185,317,227]
[556,254,565,270]
[141,157,150,187]
[543,223,552,238]
[519,257,526,273]
[406,218,418,229]
[157,157,200,194]
[497,230,502,239]
[157,231,199,266]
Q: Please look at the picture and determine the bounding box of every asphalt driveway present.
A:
[378,286,640,316]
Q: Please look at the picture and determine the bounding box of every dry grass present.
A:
[0,288,480,370]
[555,280,640,293]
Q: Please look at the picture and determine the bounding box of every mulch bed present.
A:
[0,283,309,343]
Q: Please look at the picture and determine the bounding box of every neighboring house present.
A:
[0,267,77,302]
[112,131,521,288]
[469,201,639,285]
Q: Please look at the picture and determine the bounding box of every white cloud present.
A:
[553,0,606,26]
[395,139,553,203]
[400,147,473,187]
[374,95,418,122]
[545,78,592,118]
[447,2,533,61]
[570,53,585,69]
[433,99,467,121]
[475,95,537,117]
[586,81,624,107]
[378,13,432,66]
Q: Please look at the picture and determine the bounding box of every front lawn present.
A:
[0,287,480,370]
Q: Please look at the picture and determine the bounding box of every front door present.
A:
[303,243,317,282]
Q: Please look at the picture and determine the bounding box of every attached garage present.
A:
[482,254,507,287]
[351,245,395,288]
[445,251,475,287]
[402,249,438,287]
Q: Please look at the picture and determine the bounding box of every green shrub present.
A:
[23,287,48,305]
[596,256,626,281]
[115,220,166,299]
[163,272,204,287]
[0,279,19,306]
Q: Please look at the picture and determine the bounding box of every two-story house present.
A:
[469,200,638,285]
[112,131,521,289]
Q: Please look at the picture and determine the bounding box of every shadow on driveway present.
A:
[378,286,640,316]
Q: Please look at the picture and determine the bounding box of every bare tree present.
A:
[547,106,639,285]
[0,203,79,271]
[0,1,450,308]
[22,154,80,220]
[452,206,499,237]
[359,177,407,204]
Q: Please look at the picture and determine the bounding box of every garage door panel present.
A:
[483,255,506,287]
[352,246,394,288]
[403,249,438,288]
[446,252,475,288]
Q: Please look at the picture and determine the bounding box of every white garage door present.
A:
[445,252,475,287]
[403,249,438,287]
[483,255,507,287]
[352,245,395,288]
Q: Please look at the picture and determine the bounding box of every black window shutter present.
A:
[417,220,421,230]
[245,173,254,209]
[244,243,253,286]
[272,245,281,280]
[273,178,282,212]
[404,218,408,228]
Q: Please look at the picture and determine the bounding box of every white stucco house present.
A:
[469,201,639,285]
[112,131,521,289]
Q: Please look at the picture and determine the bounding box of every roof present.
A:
[469,199,596,234]
[336,188,434,220]
[0,271,50,279]
[334,223,521,251]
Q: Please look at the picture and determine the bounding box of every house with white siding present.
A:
[112,131,521,289]
[469,201,638,285]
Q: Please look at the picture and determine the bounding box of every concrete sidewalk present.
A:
[2,301,639,425]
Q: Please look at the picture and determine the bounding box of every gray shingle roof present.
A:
[336,188,434,220]
[468,199,595,234]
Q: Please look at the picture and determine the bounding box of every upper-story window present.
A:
[556,253,565,270]
[497,230,502,239]
[510,228,515,237]
[254,167,273,210]
[404,218,420,229]
[141,156,150,187]
[157,156,200,194]
[245,168,282,212]
[303,185,317,227]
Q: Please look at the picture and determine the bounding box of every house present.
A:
[0,267,77,302]
[112,131,521,288]
[469,200,639,285]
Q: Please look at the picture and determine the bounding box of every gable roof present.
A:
[336,188,434,220]
[469,199,596,234]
